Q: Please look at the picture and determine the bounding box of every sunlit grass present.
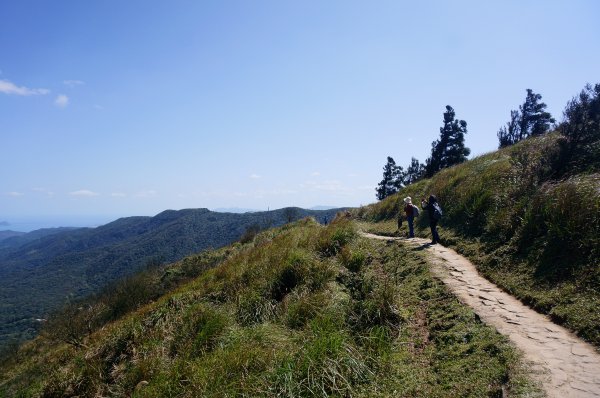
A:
[0,217,540,397]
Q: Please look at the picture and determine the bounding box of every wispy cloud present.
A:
[54,94,69,108]
[136,190,157,198]
[311,171,321,176]
[250,174,261,179]
[63,80,85,87]
[32,187,55,197]
[110,192,127,197]
[6,191,24,197]
[301,180,348,192]
[0,79,49,96]
[69,189,99,197]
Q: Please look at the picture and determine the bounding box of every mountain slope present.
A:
[359,133,600,347]
[0,207,342,350]
[0,231,25,243]
[0,218,538,397]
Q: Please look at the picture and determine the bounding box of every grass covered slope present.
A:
[0,207,341,351]
[359,133,600,347]
[0,217,538,397]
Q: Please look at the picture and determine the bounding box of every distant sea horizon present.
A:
[0,215,122,232]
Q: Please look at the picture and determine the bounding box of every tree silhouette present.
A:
[425,106,470,178]
[376,156,404,200]
[559,83,600,172]
[497,89,555,148]
[497,110,521,148]
[405,157,425,185]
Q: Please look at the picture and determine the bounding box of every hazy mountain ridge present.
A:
[0,227,82,250]
[0,207,344,349]
[0,230,25,242]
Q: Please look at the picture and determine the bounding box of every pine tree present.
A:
[405,157,425,185]
[520,89,555,137]
[497,110,521,148]
[425,106,471,178]
[559,83,600,172]
[497,89,555,149]
[376,157,405,200]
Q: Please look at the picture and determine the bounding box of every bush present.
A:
[559,83,600,174]
[340,247,367,273]
[315,218,356,257]
[171,304,228,357]
[519,174,600,280]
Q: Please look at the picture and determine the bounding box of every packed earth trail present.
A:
[361,232,600,398]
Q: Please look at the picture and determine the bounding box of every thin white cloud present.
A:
[311,171,321,176]
[0,79,49,96]
[69,189,99,197]
[63,80,85,87]
[54,94,69,108]
[32,187,55,197]
[110,192,126,197]
[136,190,157,198]
[6,191,24,197]
[302,180,347,192]
[250,174,261,179]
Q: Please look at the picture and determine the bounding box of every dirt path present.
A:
[361,232,600,398]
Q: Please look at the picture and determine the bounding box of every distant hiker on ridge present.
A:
[421,195,442,244]
[403,196,419,238]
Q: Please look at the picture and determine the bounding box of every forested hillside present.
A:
[0,207,341,351]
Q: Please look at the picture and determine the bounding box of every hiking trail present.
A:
[361,232,600,398]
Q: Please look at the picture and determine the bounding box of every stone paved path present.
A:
[361,232,600,398]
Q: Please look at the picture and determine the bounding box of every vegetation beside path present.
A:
[357,133,600,348]
[0,217,539,397]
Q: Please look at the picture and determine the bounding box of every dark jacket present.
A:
[421,195,438,221]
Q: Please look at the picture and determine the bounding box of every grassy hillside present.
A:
[358,133,600,347]
[0,207,341,352]
[0,217,539,397]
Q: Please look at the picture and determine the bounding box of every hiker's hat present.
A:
[404,196,412,204]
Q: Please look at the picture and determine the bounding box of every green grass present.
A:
[0,217,540,397]
[358,133,600,348]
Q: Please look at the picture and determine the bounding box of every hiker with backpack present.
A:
[403,196,419,238]
[421,195,442,244]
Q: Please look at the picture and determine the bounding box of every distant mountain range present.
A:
[0,230,25,242]
[0,207,345,349]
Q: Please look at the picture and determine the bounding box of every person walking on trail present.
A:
[403,196,419,238]
[421,195,442,244]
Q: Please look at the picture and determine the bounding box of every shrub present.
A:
[340,247,367,273]
[315,218,356,257]
[171,304,228,358]
[519,174,600,280]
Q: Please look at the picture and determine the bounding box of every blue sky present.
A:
[1,1,599,220]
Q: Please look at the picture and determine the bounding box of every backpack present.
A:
[411,204,420,217]
[432,203,443,220]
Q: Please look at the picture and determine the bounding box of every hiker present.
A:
[421,195,442,244]
[403,196,419,238]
